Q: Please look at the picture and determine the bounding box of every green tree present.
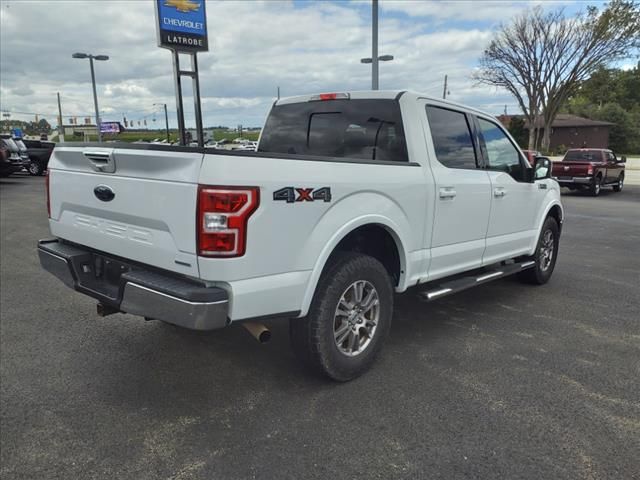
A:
[474,0,640,151]
[563,64,640,152]
[595,103,634,151]
[508,117,528,148]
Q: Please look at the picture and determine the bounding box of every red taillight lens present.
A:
[309,92,350,102]
[587,166,594,175]
[45,170,51,218]
[197,186,259,257]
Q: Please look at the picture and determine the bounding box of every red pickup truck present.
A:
[552,149,626,196]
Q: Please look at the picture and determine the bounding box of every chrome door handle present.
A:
[439,187,457,199]
[493,188,506,197]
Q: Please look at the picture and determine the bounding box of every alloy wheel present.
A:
[539,229,555,272]
[333,280,380,357]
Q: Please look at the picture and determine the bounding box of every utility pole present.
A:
[442,75,448,99]
[154,103,170,142]
[57,92,65,142]
[277,86,280,100]
[372,0,379,90]
[162,104,169,143]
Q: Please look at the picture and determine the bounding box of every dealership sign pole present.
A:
[155,0,208,146]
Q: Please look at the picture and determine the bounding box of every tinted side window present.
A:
[426,106,477,169]
[477,118,527,182]
[259,99,409,162]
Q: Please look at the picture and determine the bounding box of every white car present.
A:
[39,91,563,380]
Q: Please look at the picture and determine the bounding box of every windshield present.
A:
[259,99,409,162]
[564,150,602,162]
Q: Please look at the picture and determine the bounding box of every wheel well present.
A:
[329,224,401,286]
[547,205,563,233]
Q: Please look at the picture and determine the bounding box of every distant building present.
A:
[498,114,613,149]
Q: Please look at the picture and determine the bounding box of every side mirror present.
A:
[620,155,626,163]
[533,156,552,181]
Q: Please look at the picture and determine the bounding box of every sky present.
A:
[0,0,610,130]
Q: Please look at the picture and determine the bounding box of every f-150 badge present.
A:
[273,187,332,203]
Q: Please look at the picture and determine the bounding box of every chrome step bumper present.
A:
[38,239,229,330]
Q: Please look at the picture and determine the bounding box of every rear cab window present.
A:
[258,99,409,162]
[564,150,602,161]
[425,105,478,169]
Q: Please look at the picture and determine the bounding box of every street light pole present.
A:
[88,56,102,142]
[361,0,393,90]
[372,0,379,90]
[72,52,109,142]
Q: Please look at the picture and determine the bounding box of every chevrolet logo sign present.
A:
[165,0,200,13]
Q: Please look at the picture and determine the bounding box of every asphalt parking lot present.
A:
[1,173,639,480]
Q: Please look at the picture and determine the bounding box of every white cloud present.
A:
[0,0,529,129]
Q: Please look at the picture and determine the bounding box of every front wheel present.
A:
[613,174,624,192]
[518,216,559,285]
[289,252,393,381]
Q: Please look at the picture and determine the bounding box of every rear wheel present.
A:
[289,252,393,381]
[589,175,602,196]
[613,174,624,192]
[518,216,559,285]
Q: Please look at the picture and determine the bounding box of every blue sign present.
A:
[11,128,23,139]
[156,0,208,52]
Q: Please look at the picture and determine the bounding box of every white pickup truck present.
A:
[39,91,563,380]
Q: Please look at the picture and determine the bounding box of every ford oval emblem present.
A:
[94,185,115,202]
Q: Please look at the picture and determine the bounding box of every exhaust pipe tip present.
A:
[242,322,271,343]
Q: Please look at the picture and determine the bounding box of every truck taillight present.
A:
[197,185,259,257]
[309,92,350,101]
[587,166,594,175]
[45,170,51,218]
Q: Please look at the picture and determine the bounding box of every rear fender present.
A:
[297,192,413,317]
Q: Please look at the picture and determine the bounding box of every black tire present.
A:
[518,216,559,285]
[28,161,43,176]
[613,174,624,192]
[289,252,394,381]
[589,175,602,196]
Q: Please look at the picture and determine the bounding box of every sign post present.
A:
[155,0,208,146]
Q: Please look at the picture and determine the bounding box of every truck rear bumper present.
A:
[554,176,592,185]
[38,239,229,331]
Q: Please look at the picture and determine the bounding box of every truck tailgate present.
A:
[48,146,204,278]
[552,161,592,177]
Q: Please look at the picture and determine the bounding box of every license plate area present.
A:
[72,253,131,300]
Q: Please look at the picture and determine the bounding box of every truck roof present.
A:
[274,90,496,120]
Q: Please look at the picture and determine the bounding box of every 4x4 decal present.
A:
[273,187,332,203]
